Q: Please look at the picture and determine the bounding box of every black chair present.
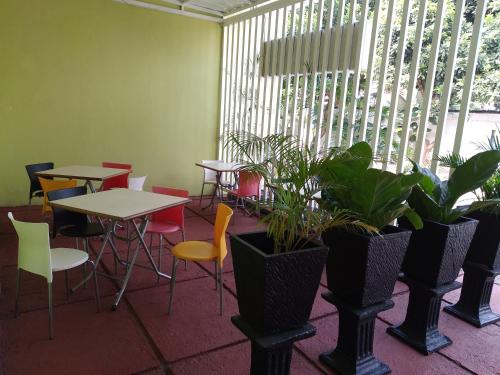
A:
[47,187,104,248]
[25,162,54,205]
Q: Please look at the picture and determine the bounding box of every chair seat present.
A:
[51,248,89,272]
[146,221,182,234]
[171,241,218,261]
[60,223,104,238]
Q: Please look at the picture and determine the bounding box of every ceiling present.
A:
[115,0,276,22]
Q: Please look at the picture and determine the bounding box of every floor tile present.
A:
[0,296,161,375]
[295,314,471,375]
[126,278,245,362]
[170,341,325,375]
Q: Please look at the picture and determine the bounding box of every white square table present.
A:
[195,161,242,209]
[50,188,191,309]
[36,165,130,193]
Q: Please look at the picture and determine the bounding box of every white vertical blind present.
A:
[219,0,491,174]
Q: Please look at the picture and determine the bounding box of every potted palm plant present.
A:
[318,141,423,375]
[225,132,372,375]
[387,150,500,354]
[437,136,500,327]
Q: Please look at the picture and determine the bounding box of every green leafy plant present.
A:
[319,142,423,231]
[409,150,500,223]
[225,132,376,253]
[437,130,500,211]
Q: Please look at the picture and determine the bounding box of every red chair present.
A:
[227,170,262,215]
[101,162,132,191]
[147,187,189,275]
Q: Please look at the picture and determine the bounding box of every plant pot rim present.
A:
[407,216,478,229]
[230,230,327,258]
[326,225,412,239]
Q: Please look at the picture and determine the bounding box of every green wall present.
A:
[0,0,222,206]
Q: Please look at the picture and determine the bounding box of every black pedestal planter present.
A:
[387,277,461,354]
[443,211,500,327]
[230,231,328,334]
[444,264,500,327]
[320,226,411,374]
[390,217,478,354]
[322,226,412,308]
[231,315,316,375]
[319,292,394,375]
[230,231,328,373]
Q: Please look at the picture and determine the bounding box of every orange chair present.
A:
[101,162,132,191]
[227,170,262,215]
[168,203,233,315]
[147,186,189,275]
[38,178,77,214]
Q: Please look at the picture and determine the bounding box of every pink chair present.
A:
[147,187,189,275]
[101,162,132,191]
[227,170,262,215]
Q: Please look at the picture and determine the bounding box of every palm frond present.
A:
[436,153,467,168]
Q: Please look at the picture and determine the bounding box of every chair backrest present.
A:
[237,170,261,198]
[151,187,189,228]
[25,162,54,193]
[47,186,88,238]
[8,212,52,283]
[101,162,132,191]
[128,175,147,191]
[213,203,233,266]
[202,160,223,183]
[38,178,78,213]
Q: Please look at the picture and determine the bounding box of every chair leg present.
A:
[181,231,187,271]
[218,263,223,316]
[64,270,70,299]
[82,239,89,288]
[15,268,21,317]
[48,282,54,340]
[199,183,205,206]
[168,257,178,315]
[214,260,218,290]
[158,234,163,283]
[90,261,101,312]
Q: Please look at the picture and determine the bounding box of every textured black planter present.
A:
[320,226,411,374]
[319,292,394,375]
[388,217,478,354]
[322,226,412,308]
[399,217,478,288]
[230,231,328,335]
[443,210,500,327]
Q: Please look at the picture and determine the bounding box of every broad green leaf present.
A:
[445,150,500,207]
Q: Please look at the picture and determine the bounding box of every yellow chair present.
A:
[168,203,233,315]
[38,177,77,214]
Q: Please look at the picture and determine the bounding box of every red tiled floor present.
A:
[170,341,326,375]
[295,314,471,375]
[0,264,117,318]
[1,203,500,374]
[125,278,245,362]
[0,296,161,375]
[380,292,500,374]
[443,274,500,313]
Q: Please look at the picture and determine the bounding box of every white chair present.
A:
[199,160,230,206]
[128,175,147,191]
[8,212,100,339]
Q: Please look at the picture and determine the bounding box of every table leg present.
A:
[202,172,222,210]
[131,220,172,280]
[71,222,113,293]
[86,180,96,193]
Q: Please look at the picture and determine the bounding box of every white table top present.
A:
[36,165,130,181]
[195,161,242,173]
[49,188,191,221]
